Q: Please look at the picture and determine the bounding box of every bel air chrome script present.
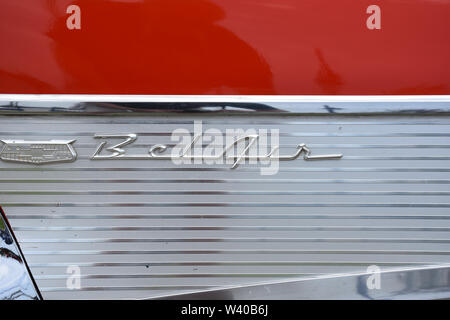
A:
[91,133,343,172]
[89,122,342,173]
[0,130,343,173]
[0,140,77,164]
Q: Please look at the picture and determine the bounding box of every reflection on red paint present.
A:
[314,49,343,95]
[0,0,449,95]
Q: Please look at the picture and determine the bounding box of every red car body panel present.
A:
[0,0,449,95]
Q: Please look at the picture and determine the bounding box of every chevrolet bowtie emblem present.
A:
[0,140,77,164]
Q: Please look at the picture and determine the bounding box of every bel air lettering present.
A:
[91,133,343,169]
[0,133,342,170]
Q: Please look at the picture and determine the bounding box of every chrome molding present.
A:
[0,96,449,299]
[0,95,450,114]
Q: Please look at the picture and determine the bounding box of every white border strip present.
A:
[1,94,450,103]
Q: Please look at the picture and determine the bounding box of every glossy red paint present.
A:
[0,0,449,95]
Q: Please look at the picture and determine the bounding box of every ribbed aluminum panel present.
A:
[1,115,449,299]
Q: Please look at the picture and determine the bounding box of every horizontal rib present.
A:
[3,120,450,125]
[22,249,450,255]
[1,131,450,137]
[3,202,450,208]
[2,190,450,196]
[34,272,320,280]
[1,179,449,184]
[15,143,450,149]
[1,167,450,173]
[8,214,450,220]
[13,226,450,231]
[18,237,450,244]
[39,285,219,292]
[28,261,430,268]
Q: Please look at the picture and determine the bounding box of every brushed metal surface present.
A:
[163,264,450,300]
[0,114,449,299]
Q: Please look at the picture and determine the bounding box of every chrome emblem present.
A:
[91,133,343,169]
[0,140,77,164]
[0,133,343,170]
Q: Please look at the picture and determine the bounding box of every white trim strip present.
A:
[1,94,450,103]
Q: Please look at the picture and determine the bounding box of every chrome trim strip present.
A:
[39,285,221,292]
[1,179,450,184]
[1,167,450,172]
[2,144,450,149]
[8,214,450,220]
[1,131,450,137]
[2,156,447,160]
[4,203,450,209]
[28,261,430,268]
[18,238,450,244]
[21,249,450,255]
[4,190,450,196]
[11,226,450,232]
[4,120,450,125]
[1,94,450,114]
[34,273,320,280]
